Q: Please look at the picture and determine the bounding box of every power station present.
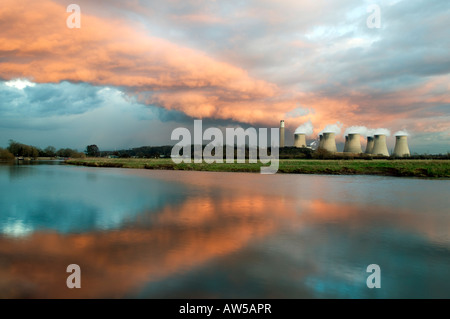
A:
[294,133,307,148]
[321,132,337,153]
[371,134,389,156]
[345,134,362,153]
[365,136,374,154]
[343,136,349,152]
[393,135,410,157]
[283,120,412,156]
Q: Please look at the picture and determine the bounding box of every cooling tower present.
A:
[294,133,306,148]
[322,132,337,153]
[372,135,389,156]
[393,136,410,157]
[346,134,362,153]
[280,120,285,148]
[365,136,374,154]
[318,134,324,149]
[343,136,349,152]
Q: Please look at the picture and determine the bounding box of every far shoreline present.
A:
[63,158,450,178]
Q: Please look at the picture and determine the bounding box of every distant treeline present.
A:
[100,146,450,160]
[2,141,449,161]
[101,145,284,159]
[0,140,85,160]
[101,146,174,158]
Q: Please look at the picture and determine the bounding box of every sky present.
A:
[0,0,449,153]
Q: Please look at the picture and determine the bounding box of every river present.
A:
[0,162,449,298]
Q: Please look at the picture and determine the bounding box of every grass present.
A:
[64,158,450,178]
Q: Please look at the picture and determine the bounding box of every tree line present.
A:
[0,140,86,159]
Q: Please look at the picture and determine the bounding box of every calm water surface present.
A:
[0,162,449,298]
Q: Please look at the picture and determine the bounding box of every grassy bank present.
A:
[65,158,450,178]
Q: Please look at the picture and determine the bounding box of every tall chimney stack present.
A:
[280,120,285,148]
[372,134,389,156]
[294,133,307,148]
[393,135,410,157]
[365,136,374,154]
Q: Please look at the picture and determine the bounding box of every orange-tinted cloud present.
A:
[1,0,448,136]
[0,0,296,124]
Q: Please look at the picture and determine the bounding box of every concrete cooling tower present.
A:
[318,135,324,149]
[280,120,285,148]
[365,136,374,154]
[372,135,389,156]
[346,134,362,153]
[294,133,307,148]
[393,136,410,157]
[343,136,349,152]
[321,132,337,153]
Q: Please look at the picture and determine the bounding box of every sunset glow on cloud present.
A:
[0,0,449,152]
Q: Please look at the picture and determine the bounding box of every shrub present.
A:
[0,148,15,160]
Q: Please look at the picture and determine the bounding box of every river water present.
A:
[0,162,449,298]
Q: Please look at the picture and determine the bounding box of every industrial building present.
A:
[294,133,307,148]
[365,136,374,154]
[393,135,410,157]
[345,134,362,153]
[321,132,337,153]
[372,134,390,156]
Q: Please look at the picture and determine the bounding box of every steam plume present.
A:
[294,120,314,135]
[319,122,342,135]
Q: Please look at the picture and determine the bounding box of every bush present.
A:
[312,149,334,159]
[71,152,86,158]
[0,148,14,160]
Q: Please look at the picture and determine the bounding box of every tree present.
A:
[0,148,14,160]
[44,146,56,157]
[72,151,86,158]
[57,148,81,158]
[7,140,21,156]
[30,147,39,158]
[85,144,100,157]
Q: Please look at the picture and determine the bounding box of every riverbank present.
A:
[65,158,450,178]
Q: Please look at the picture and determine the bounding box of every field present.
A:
[65,158,450,178]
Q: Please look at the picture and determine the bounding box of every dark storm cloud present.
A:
[0,81,103,117]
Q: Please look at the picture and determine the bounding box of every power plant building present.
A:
[343,136,349,152]
[321,132,337,153]
[294,133,307,148]
[345,134,362,153]
[393,135,410,157]
[372,134,389,156]
[365,136,374,154]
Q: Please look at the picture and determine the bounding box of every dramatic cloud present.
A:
[0,0,296,125]
[0,0,448,152]
[0,80,103,117]
[0,80,191,150]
